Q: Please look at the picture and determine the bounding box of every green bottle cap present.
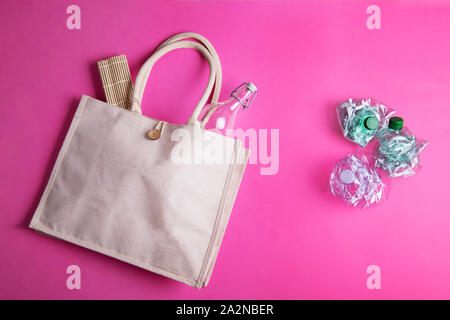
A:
[388,117,403,130]
[364,116,379,130]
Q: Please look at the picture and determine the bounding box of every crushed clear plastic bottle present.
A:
[337,98,388,147]
[375,116,428,177]
[330,153,385,208]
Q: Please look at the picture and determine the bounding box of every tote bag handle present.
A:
[156,32,222,105]
[131,40,218,126]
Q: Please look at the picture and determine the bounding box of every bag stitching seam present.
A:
[195,139,239,288]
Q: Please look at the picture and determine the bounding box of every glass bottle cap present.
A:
[246,82,257,93]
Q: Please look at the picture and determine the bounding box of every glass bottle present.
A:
[198,82,257,135]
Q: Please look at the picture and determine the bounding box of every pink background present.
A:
[1,0,449,299]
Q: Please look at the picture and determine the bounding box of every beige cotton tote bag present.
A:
[29,33,250,288]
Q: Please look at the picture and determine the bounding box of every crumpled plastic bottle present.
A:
[330,153,385,208]
[337,98,389,147]
[375,116,428,177]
